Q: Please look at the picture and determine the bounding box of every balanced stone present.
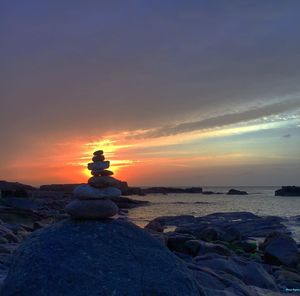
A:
[73,184,121,199]
[88,176,118,188]
[93,150,103,156]
[92,155,105,162]
[65,199,118,219]
[88,161,109,171]
[91,169,114,176]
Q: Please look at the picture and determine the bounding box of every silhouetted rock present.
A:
[226,189,248,195]
[92,154,105,162]
[0,181,36,192]
[275,186,300,196]
[87,161,110,171]
[93,150,103,155]
[1,219,201,296]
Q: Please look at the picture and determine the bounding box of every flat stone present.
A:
[88,176,118,188]
[65,199,118,219]
[93,150,103,155]
[73,184,121,199]
[91,169,114,176]
[100,170,114,176]
[87,161,109,171]
[92,155,105,162]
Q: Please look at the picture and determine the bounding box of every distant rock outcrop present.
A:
[275,186,300,196]
[0,181,36,198]
[226,189,248,195]
[0,181,36,192]
[1,219,202,296]
[143,187,203,194]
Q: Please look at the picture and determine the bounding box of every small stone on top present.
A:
[93,150,104,156]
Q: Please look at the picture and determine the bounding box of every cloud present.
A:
[129,98,300,139]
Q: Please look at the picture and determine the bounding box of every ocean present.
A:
[127,186,300,241]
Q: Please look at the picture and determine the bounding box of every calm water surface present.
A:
[127,186,300,241]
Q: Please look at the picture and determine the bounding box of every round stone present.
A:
[93,150,103,156]
[87,161,109,171]
[65,199,118,219]
[92,155,105,162]
[88,176,118,188]
[73,184,122,199]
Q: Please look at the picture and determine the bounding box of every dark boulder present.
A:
[226,189,248,195]
[1,219,202,296]
[275,186,300,196]
[260,232,299,267]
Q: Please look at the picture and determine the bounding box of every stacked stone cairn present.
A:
[65,150,121,219]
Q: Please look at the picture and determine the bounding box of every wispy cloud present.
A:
[129,99,300,139]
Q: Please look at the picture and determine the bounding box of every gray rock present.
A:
[260,232,299,267]
[193,255,278,291]
[65,199,119,219]
[1,219,202,296]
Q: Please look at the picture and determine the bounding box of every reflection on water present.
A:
[127,186,300,241]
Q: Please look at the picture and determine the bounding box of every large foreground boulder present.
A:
[1,219,202,296]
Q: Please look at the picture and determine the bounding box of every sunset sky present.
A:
[1,1,300,186]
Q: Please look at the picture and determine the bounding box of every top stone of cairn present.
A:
[93,150,104,156]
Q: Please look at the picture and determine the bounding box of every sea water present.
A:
[127,186,300,241]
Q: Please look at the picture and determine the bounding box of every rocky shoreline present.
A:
[0,179,300,294]
[0,197,300,294]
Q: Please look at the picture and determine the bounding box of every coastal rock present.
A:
[93,150,103,155]
[193,255,278,291]
[185,240,232,257]
[92,155,105,162]
[87,161,109,171]
[109,196,150,209]
[226,189,248,195]
[65,199,118,219]
[73,184,121,199]
[1,219,202,296]
[260,232,299,267]
[275,186,300,196]
[88,176,118,188]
